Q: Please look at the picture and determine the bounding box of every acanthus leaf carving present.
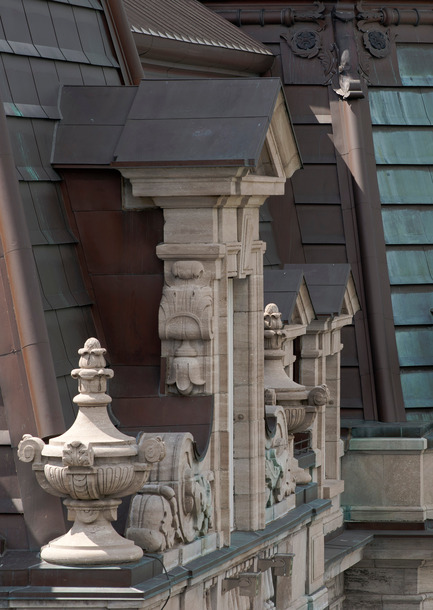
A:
[159,260,213,395]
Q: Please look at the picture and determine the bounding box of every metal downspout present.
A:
[103,0,144,86]
[0,103,65,439]
[340,97,406,422]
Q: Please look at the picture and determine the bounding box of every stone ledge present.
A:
[324,530,373,581]
[348,437,427,451]
[341,419,433,439]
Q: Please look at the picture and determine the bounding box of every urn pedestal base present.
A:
[41,499,143,566]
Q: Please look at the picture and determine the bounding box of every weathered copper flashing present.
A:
[102,0,144,85]
[0,104,65,440]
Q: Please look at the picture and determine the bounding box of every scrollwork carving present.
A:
[265,406,295,507]
[17,434,44,464]
[126,432,213,552]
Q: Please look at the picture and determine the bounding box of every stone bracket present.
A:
[222,572,262,597]
[257,553,295,576]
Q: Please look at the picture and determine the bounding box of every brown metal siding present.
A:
[0,0,124,549]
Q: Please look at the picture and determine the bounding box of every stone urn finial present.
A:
[18,338,166,566]
[264,303,308,402]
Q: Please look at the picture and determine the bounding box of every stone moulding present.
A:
[126,432,213,554]
[159,260,213,396]
[18,338,166,566]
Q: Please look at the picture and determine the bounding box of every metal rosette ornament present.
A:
[18,338,166,566]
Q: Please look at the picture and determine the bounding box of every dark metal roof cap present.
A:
[284,263,352,316]
[53,78,285,168]
[264,268,305,323]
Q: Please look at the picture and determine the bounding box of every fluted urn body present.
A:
[18,338,165,566]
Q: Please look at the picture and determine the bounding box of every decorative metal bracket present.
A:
[257,553,295,577]
[222,572,262,597]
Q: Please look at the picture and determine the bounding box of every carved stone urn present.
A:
[18,338,166,566]
[264,303,309,402]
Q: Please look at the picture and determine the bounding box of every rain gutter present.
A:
[0,103,65,439]
[132,32,274,75]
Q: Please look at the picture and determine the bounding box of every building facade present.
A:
[0,1,433,609]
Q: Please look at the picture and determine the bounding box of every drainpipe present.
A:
[103,0,144,86]
[0,103,65,439]
[332,4,406,422]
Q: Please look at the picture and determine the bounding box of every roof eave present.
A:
[133,31,274,75]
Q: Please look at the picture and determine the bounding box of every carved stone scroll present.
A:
[159,260,213,395]
[126,432,213,553]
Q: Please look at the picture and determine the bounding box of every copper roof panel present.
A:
[397,44,433,86]
[25,0,61,50]
[59,245,92,306]
[79,64,107,85]
[401,369,433,409]
[28,182,76,244]
[48,2,89,64]
[124,0,271,57]
[29,58,62,115]
[19,183,48,245]
[294,125,335,164]
[377,167,433,204]
[291,165,340,204]
[391,287,433,325]
[297,205,345,244]
[386,248,433,284]
[2,56,39,105]
[74,6,116,67]
[370,89,433,126]
[1,0,33,46]
[396,328,433,366]
[45,310,75,377]
[382,207,433,244]
[34,245,82,310]
[374,128,433,165]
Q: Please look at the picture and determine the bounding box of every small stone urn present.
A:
[18,338,166,566]
[264,303,309,402]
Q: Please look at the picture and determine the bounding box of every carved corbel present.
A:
[258,553,295,576]
[159,260,213,395]
[222,573,262,598]
[126,432,213,553]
